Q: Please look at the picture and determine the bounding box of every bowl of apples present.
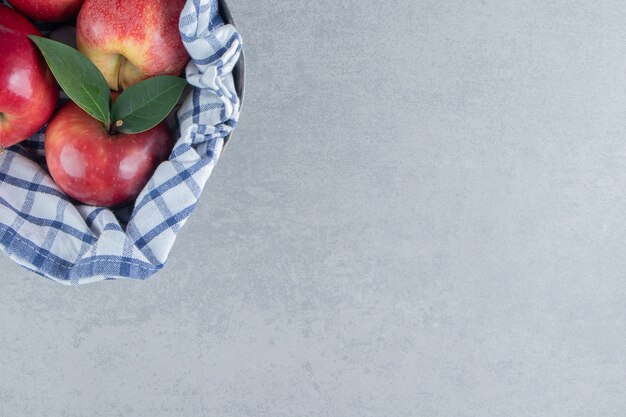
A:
[0,0,243,284]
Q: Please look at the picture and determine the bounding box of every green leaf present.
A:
[111,76,187,134]
[28,35,110,126]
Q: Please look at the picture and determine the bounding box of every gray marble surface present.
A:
[3,0,626,415]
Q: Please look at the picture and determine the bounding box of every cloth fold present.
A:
[0,0,242,285]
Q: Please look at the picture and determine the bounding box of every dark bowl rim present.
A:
[218,0,244,148]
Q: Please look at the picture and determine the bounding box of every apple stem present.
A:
[108,120,124,135]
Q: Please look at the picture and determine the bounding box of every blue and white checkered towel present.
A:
[0,0,242,285]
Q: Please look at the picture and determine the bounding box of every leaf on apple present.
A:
[28,35,110,127]
[110,76,187,134]
[28,36,188,136]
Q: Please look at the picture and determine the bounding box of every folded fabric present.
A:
[0,0,242,285]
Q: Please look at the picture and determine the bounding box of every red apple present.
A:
[45,100,173,207]
[6,0,85,22]
[76,0,189,91]
[0,5,58,149]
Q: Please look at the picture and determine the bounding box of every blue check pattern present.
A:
[0,0,242,284]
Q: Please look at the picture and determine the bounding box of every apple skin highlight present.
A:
[0,5,58,148]
[6,0,85,22]
[76,0,189,91]
[45,101,173,207]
